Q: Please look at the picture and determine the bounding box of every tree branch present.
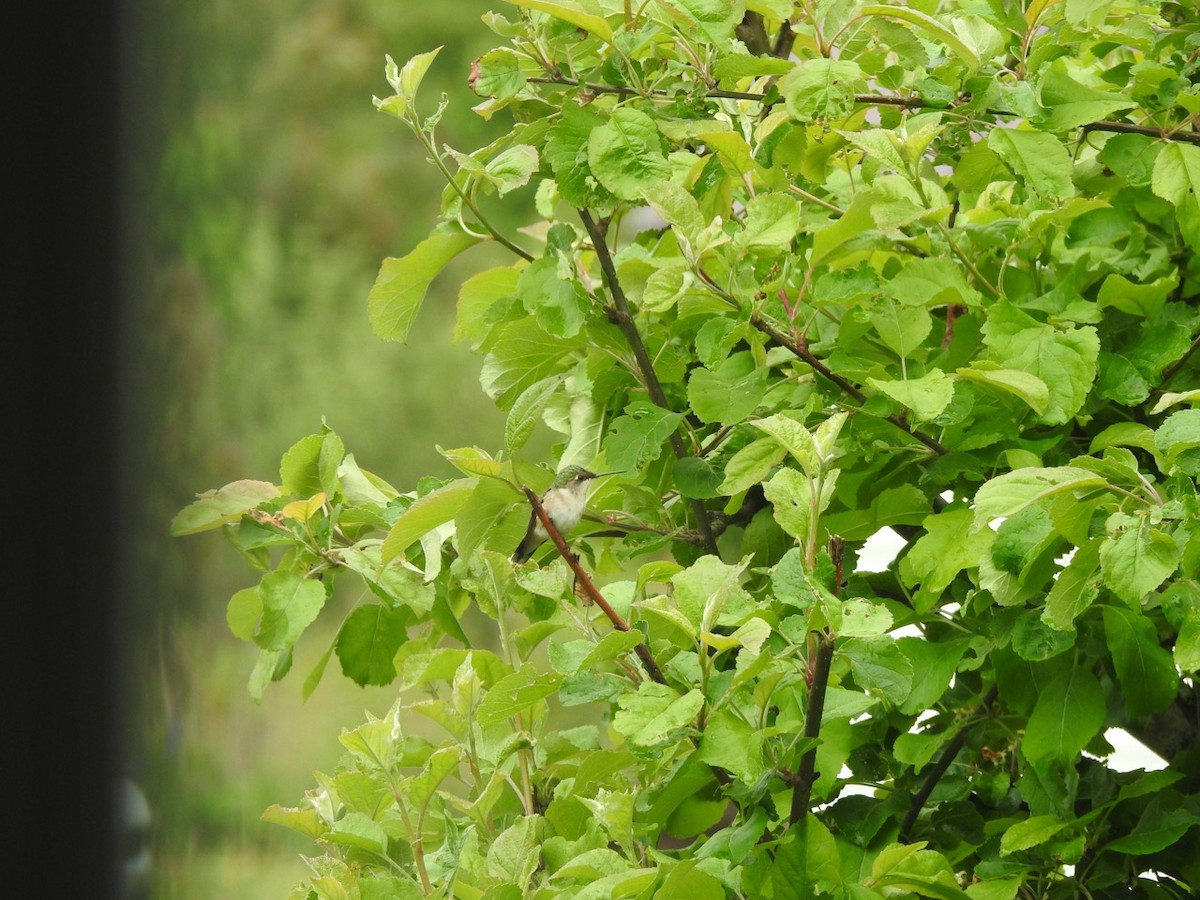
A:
[789,537,845,826]
[578,208,722,557]
[1083,120,1200,147]
[899,685,999,841]
[747,310,949,456]
[523,486,666,684]
[789,630,833,826]
[527,73,1200,146]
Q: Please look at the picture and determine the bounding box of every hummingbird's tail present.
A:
[512,537,536,563]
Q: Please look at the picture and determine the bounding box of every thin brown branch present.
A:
[527,73,1200,146]
[789,631,833,826]
[524,486,666,684]
[1083,120,1200,146]
[789,537,845,826]
[747,310,949,455]
[899,685,999,841]
[578,208,722,556]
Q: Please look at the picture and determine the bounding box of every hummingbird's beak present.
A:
[589,470,622,479]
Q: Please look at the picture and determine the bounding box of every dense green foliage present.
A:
[176,1,1200,896]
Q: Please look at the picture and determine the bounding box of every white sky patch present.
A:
[855,526,906,572]
[1100,729,1168,772]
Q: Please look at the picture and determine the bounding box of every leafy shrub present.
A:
[176,2,1200,896]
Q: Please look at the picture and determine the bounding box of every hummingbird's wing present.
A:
[513,508,542,562]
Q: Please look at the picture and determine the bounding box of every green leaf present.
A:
[845,128,909,175]
[898,637,968,715]
[750,413,821,477]
[505,374,562,454]
[545,103,615,209]
[1022,665,1105,763]
[476,665,564,727]
[674,456,723,499]
[779,58,864,123]
[454,264,521,347]
[407,745,462,812]
[587,108,671,201]
[261,803,326,840]
[1105,801,1200,855]
[869,371,955,421]
[822,484,930,542]
[226,586,262,642]
[661,0,745,43]
[469,48,526,101]
[811,192,876,265]
[1176,603,1200,672]
[860,5,980,71]
[955,365,1049,415]
[713,53,794,79]
[279,433,325,496]
[643,182,705,244]
[326,811,387,854]
[838,599,894,637]
[341,547,435,614]
[485,144,539,195]
[1151,390,1200,415]
[335,602,409,686]
[575,631,645,674]
[734,192,801,252]
[1103,606,1180,717]
[376,47,442,118]
[718,436,787,495]
[901,508,994,608]
[368,231,480,343]
[771,817,840,899]
[887,257,983,309]
[517,257,588,338]
[972,467,1107,528]
[256,570,326,651]
[687,354,770,425]
[870,842,969,899]
[488,814,542,885]
[841,637,914,705]
[1000,815,1070,855]
[671,554,752,631]
[480,321,582,408]
[1151,143,1200,207]
[1043,538,1102,629]
[763,466,832,541]
[612,683,703,751]
[1099,525,1178,607]
[870,299,932,360]
[1036,67,1135,130]
[504,0,613,41]
[987,129,1074,202]
[1154,408,1200,475]
[381,478,477,563]
[1096,273,1175,320]
[604,402,685,472]
[170,480,280,536]
[696,709,763,782]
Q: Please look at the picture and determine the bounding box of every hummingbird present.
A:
[513,466,618,563]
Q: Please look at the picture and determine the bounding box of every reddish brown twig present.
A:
[523,486,665,684]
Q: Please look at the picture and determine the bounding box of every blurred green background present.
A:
[119,1,529,894]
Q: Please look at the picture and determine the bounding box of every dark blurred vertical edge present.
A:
[12,0,123,895]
